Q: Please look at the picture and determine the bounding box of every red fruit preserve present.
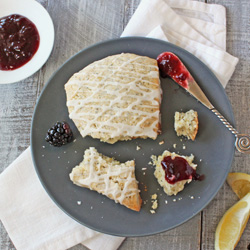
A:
[161,156,204,184]
[157,52,190,89]
[0,14,40,71]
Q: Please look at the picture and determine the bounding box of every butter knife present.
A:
[157,52,250,154]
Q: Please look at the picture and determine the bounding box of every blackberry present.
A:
[45,121,73,147]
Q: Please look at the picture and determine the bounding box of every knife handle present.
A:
[211,108,250,154]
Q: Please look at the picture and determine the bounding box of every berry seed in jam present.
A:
[161,156,204,184]
[157,52,190,89]
[0,14,40,71]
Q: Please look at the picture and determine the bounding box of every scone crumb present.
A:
[142,168,147,170]
[152,200,158,210]
[136,146,141,151]
[150,210,156,214]
[150,193,158,213]
[77,201,81,205]
[190,196,194,199]
[183,145,186,149]
[151,194,157,200]
[174,110,198,141]
[173,199,177,202]
[148,161,152,165]
[159,140,164,145]
[173,143,177,148]
[165,200,168,204]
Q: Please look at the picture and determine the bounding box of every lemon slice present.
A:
[227,173,250,199]
[215,192,250,250]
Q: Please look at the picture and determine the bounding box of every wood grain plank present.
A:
[0,0,48,248]
[203,0,250,249]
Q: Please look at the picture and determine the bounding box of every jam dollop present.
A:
[0,14,40,71]
[157,52,190,89]
[161,156,204,184]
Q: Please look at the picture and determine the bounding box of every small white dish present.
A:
[0,0,54,84]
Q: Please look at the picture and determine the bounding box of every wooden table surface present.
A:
[1,0,250,249]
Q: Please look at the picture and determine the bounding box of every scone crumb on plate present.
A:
[183,145,186,149]
[152,200,158,210]
[150,193,158,212]
[174,110,198,141]
[136,146,141,151]
[165,200,168,204]
[151,194,157,200]
[173,143,177,148]
[77,201,81,205]
[159,140,164,145]
[150,210,156,214]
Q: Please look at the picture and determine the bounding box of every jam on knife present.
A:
[157,52,190,89]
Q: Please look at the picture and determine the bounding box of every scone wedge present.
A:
[70,147,142,211]
[65,53,161,144]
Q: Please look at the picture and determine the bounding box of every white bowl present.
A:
[0,0,54,84]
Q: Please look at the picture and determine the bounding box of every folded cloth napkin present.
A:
[0,1,239,250]
[121,0,239,88]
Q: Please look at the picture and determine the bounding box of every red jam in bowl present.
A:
[157,52,190,89]
[0,14,40,71]
[161,156,204,184]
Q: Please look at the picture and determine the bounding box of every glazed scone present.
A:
[152,150,197,196]
[174,110,198,141]
[70,147,142,211]
[65,53,161,144]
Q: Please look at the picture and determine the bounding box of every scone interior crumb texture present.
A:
[152,150,197,196]
[69,147,142,211]
[65,53,161,144]
[174,109,198,141]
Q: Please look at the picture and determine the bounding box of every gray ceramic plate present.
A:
[31,37,235,237]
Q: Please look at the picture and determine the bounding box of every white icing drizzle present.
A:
[69,147,139,204]
[65,53,161,142]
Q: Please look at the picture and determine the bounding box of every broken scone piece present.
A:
[152,150,199,196]
[65,53,161,144]
[70,147,142,211]
[174,110,198,141]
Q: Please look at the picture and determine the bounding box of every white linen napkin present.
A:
[121,0,239,88]
[0,1,239,250]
